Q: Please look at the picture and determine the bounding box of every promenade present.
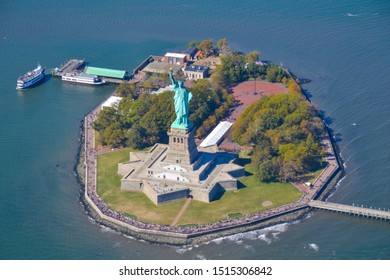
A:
[290,136,340,203]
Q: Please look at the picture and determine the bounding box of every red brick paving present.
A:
[229,80,288,122]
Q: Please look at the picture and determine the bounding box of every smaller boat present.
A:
[16,63,45,89]
[61,73,105,86]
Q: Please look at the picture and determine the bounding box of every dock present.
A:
[52,59,85,77]
[309,200,390,220]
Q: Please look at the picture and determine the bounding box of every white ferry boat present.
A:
[61,73,105,85]
[16,64,45,89]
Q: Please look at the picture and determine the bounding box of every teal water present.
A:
[0,0,389,259]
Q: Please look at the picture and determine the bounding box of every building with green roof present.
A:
[85,66,126,80]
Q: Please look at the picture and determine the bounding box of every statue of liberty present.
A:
[169,69,193,130]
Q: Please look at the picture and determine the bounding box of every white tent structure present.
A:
[199,121,233,148]
[101,96,122,110]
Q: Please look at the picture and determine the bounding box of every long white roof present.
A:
[165,52,186,58]
[199,121,233,147]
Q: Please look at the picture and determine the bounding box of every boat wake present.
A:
[194,254,207,260]
[211,223,289,245]
[175,245,194,254]
[325,174,346,200]
[307,243,319,252]
[347,12,379,17]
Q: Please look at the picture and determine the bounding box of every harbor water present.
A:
[0,0,389,259]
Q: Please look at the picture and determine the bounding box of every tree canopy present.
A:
[197,39,214,57]
[210,50,287,87]
[233,93,325,182]
[93,79,232,148]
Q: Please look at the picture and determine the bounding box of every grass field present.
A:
[177,163,302,225]
[96,149,302,226]
[96,148,185,225]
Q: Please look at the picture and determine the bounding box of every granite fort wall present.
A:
[120,177,142,191]
[157,189,189,204]
[118,161,136,176]
[218,180,238,191]
[227,167,245,178]
[143,180,157,204]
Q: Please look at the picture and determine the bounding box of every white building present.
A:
[164,52,187,65]
[184,64,209,80]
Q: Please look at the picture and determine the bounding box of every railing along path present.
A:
[309,200,390,220]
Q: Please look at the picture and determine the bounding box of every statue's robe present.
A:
[173,84,192,127]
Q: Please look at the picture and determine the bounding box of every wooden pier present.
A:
[52,59,85,77]
[309,200,390,220]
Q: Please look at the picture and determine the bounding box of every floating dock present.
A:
[52,59,85,77]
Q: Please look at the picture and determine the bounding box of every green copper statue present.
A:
[169,69,193,130]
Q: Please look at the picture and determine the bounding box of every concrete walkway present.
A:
[309,201,390,220]
[171,198,192,226]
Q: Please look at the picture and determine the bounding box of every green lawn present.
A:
[96,149,302,226]
[177,163,302,225]
[96,148,185,225]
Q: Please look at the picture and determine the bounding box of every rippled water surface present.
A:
[0,0,389,259]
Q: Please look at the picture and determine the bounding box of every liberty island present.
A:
[79,42,343,244]
[78,39,390,245]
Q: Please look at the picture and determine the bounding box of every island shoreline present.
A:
[73,78,344,245]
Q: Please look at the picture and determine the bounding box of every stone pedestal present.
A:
[166,127,199,165]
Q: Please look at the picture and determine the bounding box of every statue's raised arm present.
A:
[169,69,177,88]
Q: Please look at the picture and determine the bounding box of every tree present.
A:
[219,52,247,85]
[266,65,287,83]
[217,38,231,57]
[287,79,301,94]
[256,159,277,182]
[126,123,145,149]
[188,41,198,47]
[116,82,138,98]
[245,51,260,64]
[93,107,118,132]
[217,38,228,50]
[198,39,214,57]
[266,66,278,82]
[210,65,224,87]
[101,123,125,147]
